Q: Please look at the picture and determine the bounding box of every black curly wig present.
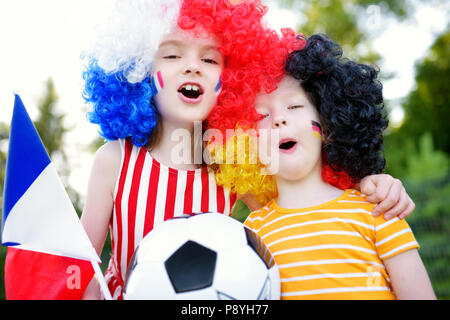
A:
[285,34,388,183]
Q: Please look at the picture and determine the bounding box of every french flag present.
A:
[2,95,109,299]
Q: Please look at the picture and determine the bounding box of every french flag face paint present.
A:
[311,120,323,139]
[151,71,165,95]
[215,76,222,95]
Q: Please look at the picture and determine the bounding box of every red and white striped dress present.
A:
[104,138,237,299]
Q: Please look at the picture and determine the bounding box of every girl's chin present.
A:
[275,171,306,181]
[275,162,314,180]
[160,107,212,124]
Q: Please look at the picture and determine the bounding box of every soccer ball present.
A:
[123,212,280,300]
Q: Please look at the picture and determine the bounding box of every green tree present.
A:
[0,122,9,213]
[383,29,450,299]
[34,79,67,159]
[392,133,450,298]
[276,0,420,63]
[385,30,450,178]
[0,117,9,301]
[405,133,449,184]
[33,79,83,214]
[393,31,450,154]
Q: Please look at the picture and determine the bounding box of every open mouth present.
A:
[279,139,297,152]
[178,83,204,100]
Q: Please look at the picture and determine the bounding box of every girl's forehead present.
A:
[277,76,304,95]
[256,76,307,107]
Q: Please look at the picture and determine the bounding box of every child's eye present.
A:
[164,55,180,59]
[288,105,303,110]
[202,58,218,65]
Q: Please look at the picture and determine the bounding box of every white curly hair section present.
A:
[86,0,181,83]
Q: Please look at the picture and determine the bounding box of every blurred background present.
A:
[0,0,449,299]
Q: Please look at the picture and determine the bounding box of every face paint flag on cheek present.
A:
[151,71,164,95]
[311,120,323,139]
[215,76,222,95]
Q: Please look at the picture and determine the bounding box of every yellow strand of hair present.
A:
[207,126,277,205]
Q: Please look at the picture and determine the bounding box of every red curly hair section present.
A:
[321,154,356,190]
[179,1,352,199]
[178,0,303,134]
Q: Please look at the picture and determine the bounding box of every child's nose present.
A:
[183,57,201,76]
[273,115,288,128]
[183,67,201,75]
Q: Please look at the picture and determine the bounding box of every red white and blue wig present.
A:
[82,0,297,147]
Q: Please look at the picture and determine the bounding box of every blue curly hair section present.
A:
[82,60,158,147]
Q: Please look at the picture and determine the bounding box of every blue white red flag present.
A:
[1,94,101,299]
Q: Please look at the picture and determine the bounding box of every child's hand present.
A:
[358,174,415,220]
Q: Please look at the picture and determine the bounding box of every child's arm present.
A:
[358,174,415,220]
[236,193,263,211]
[383,249,436,300]
[239,173,415,219]
[81,141,121,299]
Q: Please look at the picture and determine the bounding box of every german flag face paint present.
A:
[311,120,323,139]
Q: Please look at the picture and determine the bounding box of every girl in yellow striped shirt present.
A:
[245,34,435,300]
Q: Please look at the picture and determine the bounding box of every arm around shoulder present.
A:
[236,193,263,212]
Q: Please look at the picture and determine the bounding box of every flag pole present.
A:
[91,260,113,300]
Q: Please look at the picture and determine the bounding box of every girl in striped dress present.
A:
[244,34,435,299]
[80,0,281,299]
[80,1,417,299]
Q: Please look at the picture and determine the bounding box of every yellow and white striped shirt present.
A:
[244,189,419,300]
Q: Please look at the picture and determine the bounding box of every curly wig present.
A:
[286,34,388,184]
[82,0,181,146]
[178,1,302,134]
[82,0,293,147]
[212,34,388,204]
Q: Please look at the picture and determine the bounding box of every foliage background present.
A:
[0,0,449,299]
